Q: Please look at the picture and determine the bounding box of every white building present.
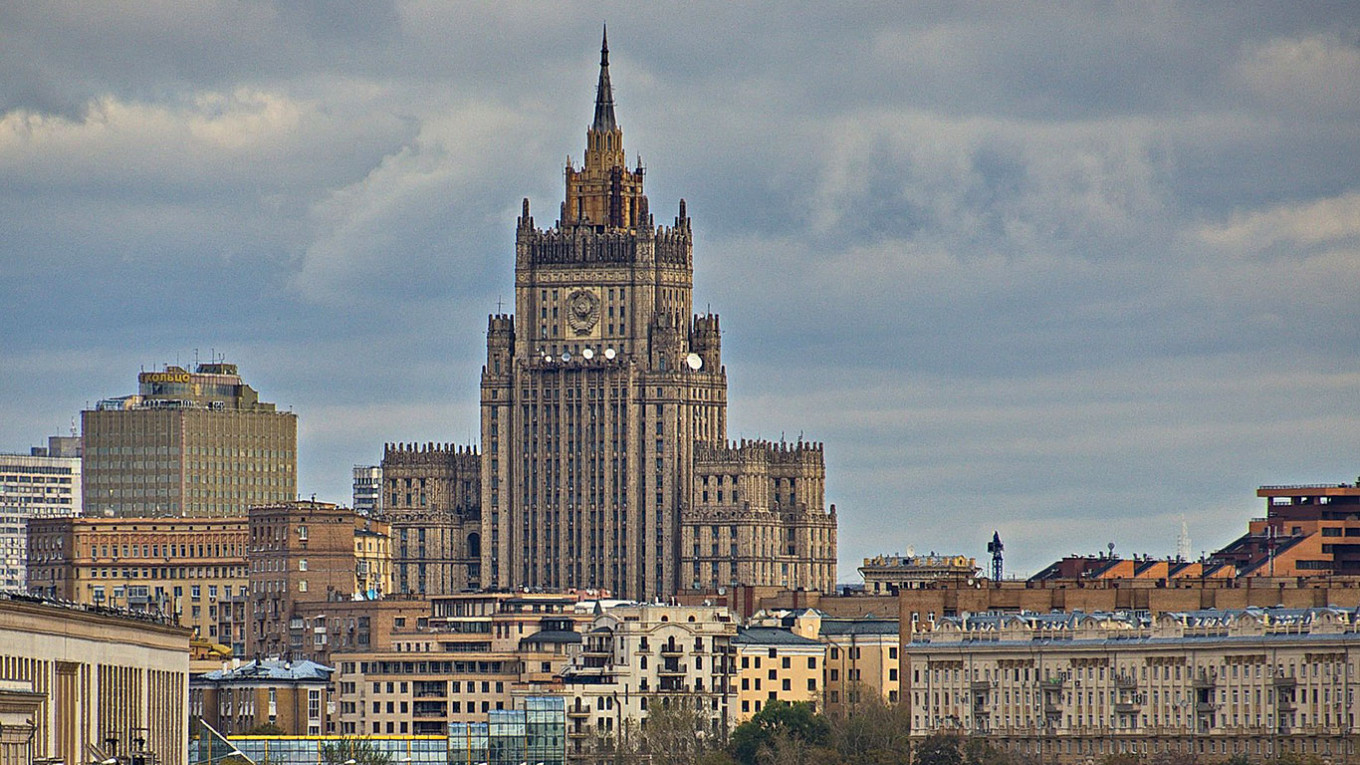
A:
[352,464,382,516]
[557,604,737,758]
[0,440,82,591]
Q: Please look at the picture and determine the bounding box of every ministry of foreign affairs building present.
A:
[452,32,836,601]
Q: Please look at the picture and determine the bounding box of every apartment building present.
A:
[191,658,333,735]
[332,592,590,736]
[26,515,247,640]
[0,444,81,591]
[907,607,1360,763]
[731,626,823,721]
[558,604,737,757]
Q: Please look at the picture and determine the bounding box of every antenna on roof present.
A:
[1177,515,1192,561]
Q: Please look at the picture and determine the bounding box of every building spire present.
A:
[592,24,616,132]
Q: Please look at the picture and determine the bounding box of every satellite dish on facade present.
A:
[685,353,703,371]
[561,351,571,362]
[604,348,616,360]
[582,348,595,360]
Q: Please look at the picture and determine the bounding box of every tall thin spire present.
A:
[592,24,617,132]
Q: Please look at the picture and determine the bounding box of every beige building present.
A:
[558,603,736,756]
[333,592,589,736]
[732,626,824,721]
[907,607,1360,763]
[190,657,333,736]
[0,594,190,765]
[477,32,836,600]
[773,609,901,714]
[26,515,247,640]
[82,362,296,517]
[858,552,978,594]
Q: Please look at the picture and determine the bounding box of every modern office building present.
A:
[0,593,190,765]
[476,31,836,599]
[906,607,1360,763]
[82,361,297,517]
[25,515,247,639]
[0,443,82,591]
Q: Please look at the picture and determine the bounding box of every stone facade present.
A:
[907,607,1360,763]
[380,442,481,594]
[25,515,247,641]
[476,32,836,600]
[0,595,190,765]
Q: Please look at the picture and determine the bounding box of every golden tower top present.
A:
[562,25,647,230]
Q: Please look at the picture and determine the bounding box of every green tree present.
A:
[912,733,962,765]
[730,700,831,765]
[245,722,285,736]
[319,738,392,765]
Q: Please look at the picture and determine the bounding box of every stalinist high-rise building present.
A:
[477,32,836,600]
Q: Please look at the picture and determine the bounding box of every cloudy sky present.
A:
[3,3,1358,579]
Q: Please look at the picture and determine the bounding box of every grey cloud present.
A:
[2,3,1358,578]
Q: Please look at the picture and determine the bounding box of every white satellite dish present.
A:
[906,545,915,558]
[561,351,571,362]
[604,348,616,360]
[582,347,595,360]
[685,353,703,371]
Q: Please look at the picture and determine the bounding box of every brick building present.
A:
[248,501,381,658]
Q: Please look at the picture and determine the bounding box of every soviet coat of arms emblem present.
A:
[566,289,601,335]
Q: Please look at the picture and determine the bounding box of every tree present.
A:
[319,738,392,765]
[594,696,732,765]
[912,733,962,765]
[730,701,831,765]
[826,693,913,765]
[245,722,285,736]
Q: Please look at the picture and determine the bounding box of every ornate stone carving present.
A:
[566,289,601,335]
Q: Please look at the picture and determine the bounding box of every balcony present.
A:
[970,680,994,691]
[1195,702,1216,713]
[567,706,591,718]
[1115,702,1140,714]
[1271,674,1297,688]
[1191,672,1217,689]
[1114,675,1138,690]
[1039,677,1065,690]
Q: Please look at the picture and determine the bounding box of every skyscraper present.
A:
[82,361,297,517]
[478,32,836,599]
